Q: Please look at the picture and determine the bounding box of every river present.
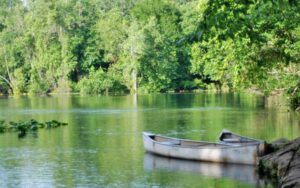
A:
[0,93,299,187]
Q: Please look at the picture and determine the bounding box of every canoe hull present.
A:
[143,132,260,165]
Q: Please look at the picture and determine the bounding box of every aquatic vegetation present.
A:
[0,119,68,137]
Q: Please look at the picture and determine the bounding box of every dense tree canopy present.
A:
[0,0,299,107]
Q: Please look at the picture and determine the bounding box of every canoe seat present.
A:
[161,140,181,145]
[222,138,240,142]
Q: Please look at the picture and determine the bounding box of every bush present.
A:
[77,68,114,95]
[288,82,300,111]
[12,68,28,95]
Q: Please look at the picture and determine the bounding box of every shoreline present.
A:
[258,137,300,188]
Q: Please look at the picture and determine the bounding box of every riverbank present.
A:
[258,137,300,188]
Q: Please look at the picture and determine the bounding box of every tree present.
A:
[190,0,300,92]
[0,1,28,94]
[131,0,182,92]
[138,17,179,92]
[118,20,145,93]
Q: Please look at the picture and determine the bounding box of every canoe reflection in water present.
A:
[144,153,265,186]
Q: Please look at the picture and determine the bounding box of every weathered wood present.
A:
[258,137,300,188]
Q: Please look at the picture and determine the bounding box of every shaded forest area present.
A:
[0,0,299,107]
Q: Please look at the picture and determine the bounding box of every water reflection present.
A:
[144,153,265,186]
[0,93,298,187]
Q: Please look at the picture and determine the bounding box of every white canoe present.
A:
[143,131,266,165]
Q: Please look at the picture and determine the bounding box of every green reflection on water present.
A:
[0,93,299,187]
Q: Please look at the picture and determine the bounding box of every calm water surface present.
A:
[0,93,299,188]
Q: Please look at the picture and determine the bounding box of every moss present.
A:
[257,159,266,174]
[297,149,300,155]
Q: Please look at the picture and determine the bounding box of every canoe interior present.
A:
[150,135,226,147]
[219,131,262,144]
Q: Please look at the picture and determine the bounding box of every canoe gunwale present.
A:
[143,132,260,150]
[142,131,265,165]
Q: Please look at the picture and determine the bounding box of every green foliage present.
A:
[130,0,183,92]
[0,119,68,137]
[139,16,179,92]
[0,0,298,106]
[78,68,114,95]
[190,0,300,94]
[0,120,5,133]
[288,81,300,110]
[291,93,300,111]
[117,20,145,92]
[96,8,127,64]
[132,0,181,41]
[11,68,28,95]
[179,79,206,90]
[45,120,68,128]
